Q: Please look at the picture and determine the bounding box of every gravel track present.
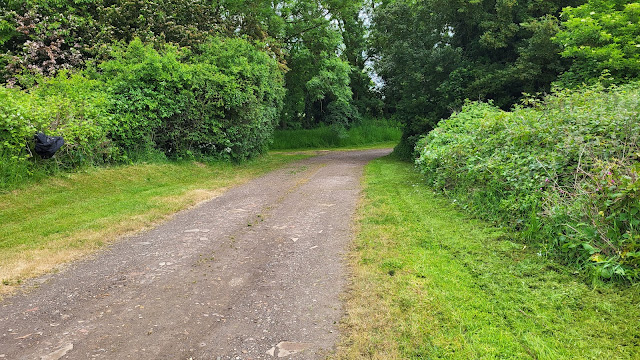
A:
[0,148,391,360]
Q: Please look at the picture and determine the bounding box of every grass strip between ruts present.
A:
[336,156,640,359]
[0,153,310,297]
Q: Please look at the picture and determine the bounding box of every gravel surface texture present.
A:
[0,148,391,360]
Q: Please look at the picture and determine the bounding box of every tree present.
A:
[0,0,100,84]
[278,0,357,129]
[332,0,382,115]
[554,0,640,87]
[371,0,584,158]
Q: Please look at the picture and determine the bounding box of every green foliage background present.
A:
[101,38,284,161]
[0,0,382,187]
[371,0,583,156]
[555,0,640,87]
[2,0,640,282]
[0,0,380,130]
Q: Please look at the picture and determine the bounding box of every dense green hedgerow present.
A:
[0,37,284,189]
[415,84,640,281]
[101,37,284,162]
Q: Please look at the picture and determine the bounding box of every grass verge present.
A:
[0,153,309,296]
[335,156,640,359]
[271,118,401,150]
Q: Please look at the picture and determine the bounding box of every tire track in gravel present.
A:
[0,148,391,360]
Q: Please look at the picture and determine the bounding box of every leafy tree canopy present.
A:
[0,0,379,129]
[554,0,640,87]
[371,0,584,157]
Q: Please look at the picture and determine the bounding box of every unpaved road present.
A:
[0,149,391,360]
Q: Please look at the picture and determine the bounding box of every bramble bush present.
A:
[415,84,640,281]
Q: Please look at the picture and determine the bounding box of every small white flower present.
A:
[590,11,595,15]
[224,147,232,153]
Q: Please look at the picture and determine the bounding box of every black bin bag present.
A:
[34,132,64,159]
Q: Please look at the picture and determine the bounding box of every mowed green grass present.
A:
[336,156,640,359]
[0,153,309,295]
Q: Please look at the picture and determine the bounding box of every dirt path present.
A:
[0,149,391,360]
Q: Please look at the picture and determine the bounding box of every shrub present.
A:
[99,39,190,154]
[415,84,640,281]
[0,85,38,162]
[1,71,115,189]
[192,37,285,161]
[29,71,116,165]
[101,37,284,161]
